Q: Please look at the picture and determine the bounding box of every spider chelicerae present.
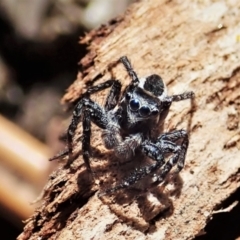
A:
[51,56,194,195]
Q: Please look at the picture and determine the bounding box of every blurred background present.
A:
[0,1,239,239]
[0,0,132,239]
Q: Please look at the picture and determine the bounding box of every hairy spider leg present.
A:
[100,129,189,195]
[49,80,119,162]
[82,109,91,171]
[153,134,189,184]
[68,98,108,171]
[99,142,166,196]
[68,79,120,113]
[171,91,195,102]
[85,79,116,95]
[156,129,189,172]
[120,56,139,89]
[158,91,194,125]
[83,80,122,171]
[49,149,69,161]
[69,79,123,171]
[104,80,122,111]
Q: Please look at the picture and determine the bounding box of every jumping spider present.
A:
[51,56,194,195]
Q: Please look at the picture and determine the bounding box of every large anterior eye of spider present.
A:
[129,99,140,111]
[139,106,151,116]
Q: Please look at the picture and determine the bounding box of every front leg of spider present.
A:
[120,56,140,88]
[49,79,122,171]
[67,97,108,172]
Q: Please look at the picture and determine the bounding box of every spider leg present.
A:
[67,98,108,171]
[158,91,194,125]
[70,80,119,134]
[157,129,188,143]
[71,79,121,163]
[152,130,189,184]
[82,109,91,171]
[69,79,119,109]
[85,79,117,95]
[156,129,189,172]
[158,97,172,124]
[100,141,166,195]
[120,56,139,88]
[100,130,189,195]
[104,80,122,111]
[50,80,118,162]
[67,79,122,171]
[49,149,69,161]
[171,91,194,102]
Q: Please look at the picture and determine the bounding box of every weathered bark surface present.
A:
[18,0,240,239]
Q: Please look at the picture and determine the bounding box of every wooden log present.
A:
[18,0,240,239]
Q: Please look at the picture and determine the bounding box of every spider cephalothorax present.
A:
[51,56,194,195]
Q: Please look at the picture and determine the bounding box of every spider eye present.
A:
[129,99,140,111]
[139,106,151,116]
[152,109,159,115]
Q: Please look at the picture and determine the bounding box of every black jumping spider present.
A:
[51,56,194,195]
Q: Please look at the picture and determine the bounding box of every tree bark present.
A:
[18,0,240,239]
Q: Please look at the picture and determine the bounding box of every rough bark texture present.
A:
[18,0,240,239]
